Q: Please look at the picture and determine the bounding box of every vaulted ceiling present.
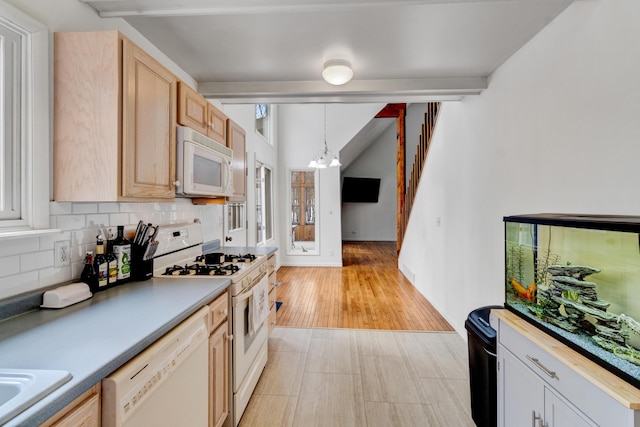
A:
[80,0,575,104]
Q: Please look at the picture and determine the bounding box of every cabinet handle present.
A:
[173,180,181,187]
[227,334,233,341]
[220,308,228,316]
[526,355,558,380]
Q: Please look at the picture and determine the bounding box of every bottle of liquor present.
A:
[106,229,118,287]
[94,235,108,290]
[81,251,98,292]
[113,225,131,283]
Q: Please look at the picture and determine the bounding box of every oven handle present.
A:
[232,271,267,306]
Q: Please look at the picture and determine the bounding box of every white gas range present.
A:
[151,221,269,427]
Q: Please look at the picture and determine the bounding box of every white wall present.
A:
[222,104,280,250]
[0,0,224,299]
[341,122,396,241]
[339,102,429,241]
[278,103,383,266]
[399,0,640,336]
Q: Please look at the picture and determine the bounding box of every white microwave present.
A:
[176,126,233,197]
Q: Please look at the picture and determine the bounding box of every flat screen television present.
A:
[341,177,381,203]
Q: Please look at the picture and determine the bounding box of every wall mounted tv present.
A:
[341,177,381,203]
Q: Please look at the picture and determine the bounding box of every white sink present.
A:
[0,369,72,425]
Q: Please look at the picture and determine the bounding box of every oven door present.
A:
[231,272,268,391]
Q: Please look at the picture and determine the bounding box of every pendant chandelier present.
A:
[308,105,341,169]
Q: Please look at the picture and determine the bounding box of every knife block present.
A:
[131,243,153,281]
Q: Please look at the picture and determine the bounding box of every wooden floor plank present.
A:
[275,241,453,331]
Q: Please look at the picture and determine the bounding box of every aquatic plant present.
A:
[507,245,525,283]
[534,250,560,286]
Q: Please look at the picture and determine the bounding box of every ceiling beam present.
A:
[81,0,524,18]
[199,77,486,104]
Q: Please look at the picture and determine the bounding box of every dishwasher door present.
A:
[102,307,209,427]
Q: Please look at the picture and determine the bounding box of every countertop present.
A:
[0,276,231,426]
[492,309,640,409]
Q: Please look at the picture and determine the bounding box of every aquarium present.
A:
[504,214,640,388]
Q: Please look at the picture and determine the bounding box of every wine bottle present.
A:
[94,235,108,290]
[113,225,131,283]
[81,251,98,292]
[106,229,118,287]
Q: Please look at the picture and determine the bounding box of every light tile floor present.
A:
[239,327,475,427]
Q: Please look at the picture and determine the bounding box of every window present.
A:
[0,2,50,235]
[255,104,271,143]
[255,161,273,245]
[226,202,244,233]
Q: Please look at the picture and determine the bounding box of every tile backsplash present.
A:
[0,199,223,299]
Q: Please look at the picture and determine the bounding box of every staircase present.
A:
[397,102,441,252]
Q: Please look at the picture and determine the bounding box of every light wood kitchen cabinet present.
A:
[227,119,247,201]
[267,253,277,335]
[177,81,227,146]
[207,293,230,427]
[493,310,640,427]
[41,384,101,427]
[54,31,177,202]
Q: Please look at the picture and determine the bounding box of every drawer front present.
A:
[499,319,629,426]
[268,305,276,335]
[267,254,276,275]
[268,287,276,309]
[268,272,276,293]
[209,291,229,332]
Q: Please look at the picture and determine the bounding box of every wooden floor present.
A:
[240,327,474,426]
[275,241,453,331]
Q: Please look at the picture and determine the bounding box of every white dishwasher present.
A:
[102,306,209,427]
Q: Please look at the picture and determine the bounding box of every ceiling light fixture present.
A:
[308,105,341,169]
[322,59,354,85]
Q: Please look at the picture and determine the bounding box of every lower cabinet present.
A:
[499,345,595,427]
[494,310,640,427]
[208,291,230,427]
[41,384,101,427]
[267,253,277,335]
[209,320,230,427]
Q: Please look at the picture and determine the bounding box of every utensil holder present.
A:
[132,243,153,281]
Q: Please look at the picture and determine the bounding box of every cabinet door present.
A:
[210,321,230,427]
[207,104,228,145]
[178,81,208,135]
[545,388,597,427]
[499,346,545,427]
[227,120,246,201]
[42,384,100,427]
[122,38,176,199]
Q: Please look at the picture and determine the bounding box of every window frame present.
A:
[255,160,274,246]
[254,103,272,145]
[0,1,51,237]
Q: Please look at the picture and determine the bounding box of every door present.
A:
[499,346,545,427]
[209,321,229,427]
[545,388,597,427]
[227,119,246,201]
[224,201,247,247]
[121,38,176,199]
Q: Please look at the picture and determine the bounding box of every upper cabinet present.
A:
[54,31,177,201]
[178,81,227,146]
[227,120,246,201]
